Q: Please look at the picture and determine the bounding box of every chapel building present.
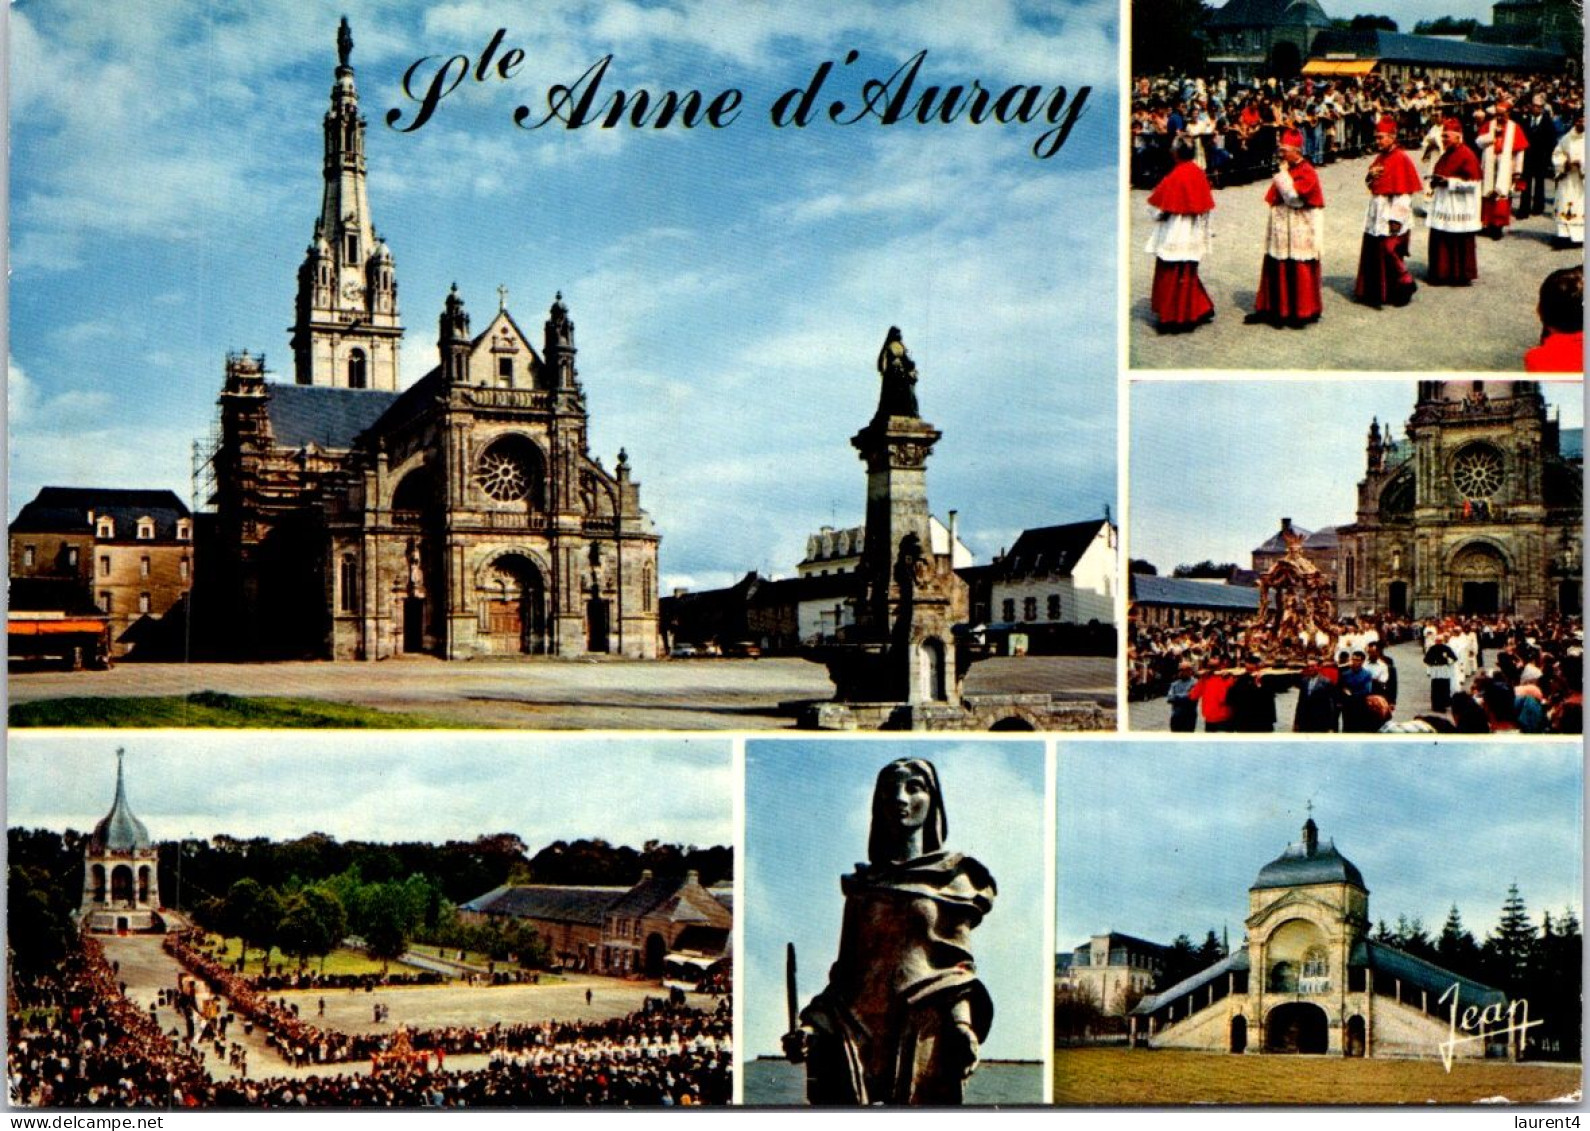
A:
[201,19,660,661]
[81,751,163,934]
[1129,817,1511,1059]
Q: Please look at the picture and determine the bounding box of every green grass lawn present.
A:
[9,691,459,728]
[198,934,427,979]
[1053,1047,1583,1105]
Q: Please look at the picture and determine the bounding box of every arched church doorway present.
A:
[1231,1015,1248,1054]
[480,554,547,654]
[1449,543,1508,615]
[644,932,666,978]
[91,864,107,904]
[1345,1014,1366,1057]
[1387,580,1408,617]
[111,864,134,904]
[1265,1002,1329,1054]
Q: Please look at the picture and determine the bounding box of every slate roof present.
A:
[1254,522,1312,555]
[608,874,731,927]
[750,572,861,606]
[1303,525,1340,550]
[1252,837,1366,891]
[1357,939,1505,1007]
[1308,29,1563,69]
[90,757,153,855]
[264,384,402,450]
[1207,0,1330,28]
[459,884,626,926]
[460,875,732,929]
[12,487,190,539]
[994,519,1110,579]
[1132,950,1251,1015]
[1131,575,1262,611]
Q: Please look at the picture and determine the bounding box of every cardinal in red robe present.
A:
[1426,118,1483,285]
[1354,117,1423,308]
[1145,140,1216,333]
[1246,129,1325,328]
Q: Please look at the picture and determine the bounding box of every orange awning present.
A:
[1302,59,1378,76]
[9,618,110,635]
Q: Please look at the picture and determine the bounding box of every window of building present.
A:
[138,592,152,614]
[498,357,513,386]
[180,557,190,581]
[140,556,151,578]
[1001,598,1016,622]
[1023,596,1038,621]
[345,233,358,262]
[22,545,34,568]
[67,546,80,568]
[99,555,111,578]
[97,517,114,539]
[1047,593,1061,620]
[177,519,192,541]
[136,517,154,540]
[348,349,368,389]
[98,591,112,613]
[339,554,359,613]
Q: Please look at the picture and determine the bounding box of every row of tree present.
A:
[7,826,731,976]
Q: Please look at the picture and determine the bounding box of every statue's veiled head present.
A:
[868,757,947,864]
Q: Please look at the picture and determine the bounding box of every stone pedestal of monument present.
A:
[802,330,987,731]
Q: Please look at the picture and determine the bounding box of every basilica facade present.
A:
[1336,381,1582,621]
[202,20,660,661]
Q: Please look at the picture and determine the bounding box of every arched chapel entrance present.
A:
[1265,1002,1329,1054]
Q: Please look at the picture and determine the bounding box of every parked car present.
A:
[724,641,762,658]
[669,643,698,658]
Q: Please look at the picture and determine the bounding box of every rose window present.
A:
[476,448,530,501]
[1452,448,1503,500]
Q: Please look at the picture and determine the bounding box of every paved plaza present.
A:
[1128,639,1455,732]
[102,933,712,1082]
[1130,151,1579,371]
[10,654,1117,729]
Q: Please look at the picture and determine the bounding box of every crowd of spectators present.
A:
[1132,612,1582,734]
[1133,71,1583,191]
[11,931,732,1108]
[8,938,211,1107]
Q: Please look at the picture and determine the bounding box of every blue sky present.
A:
[7,734,732,849]
[7,0,1119,593]
[1057,741,1582,953]
[743,739,1050,1062]
[1129,380,1585,574]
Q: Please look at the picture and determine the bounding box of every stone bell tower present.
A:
[290,17,403,390]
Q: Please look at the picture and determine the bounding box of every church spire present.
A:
[291,17,403,389]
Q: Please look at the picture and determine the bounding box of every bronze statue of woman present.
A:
[783,757,996,1105]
